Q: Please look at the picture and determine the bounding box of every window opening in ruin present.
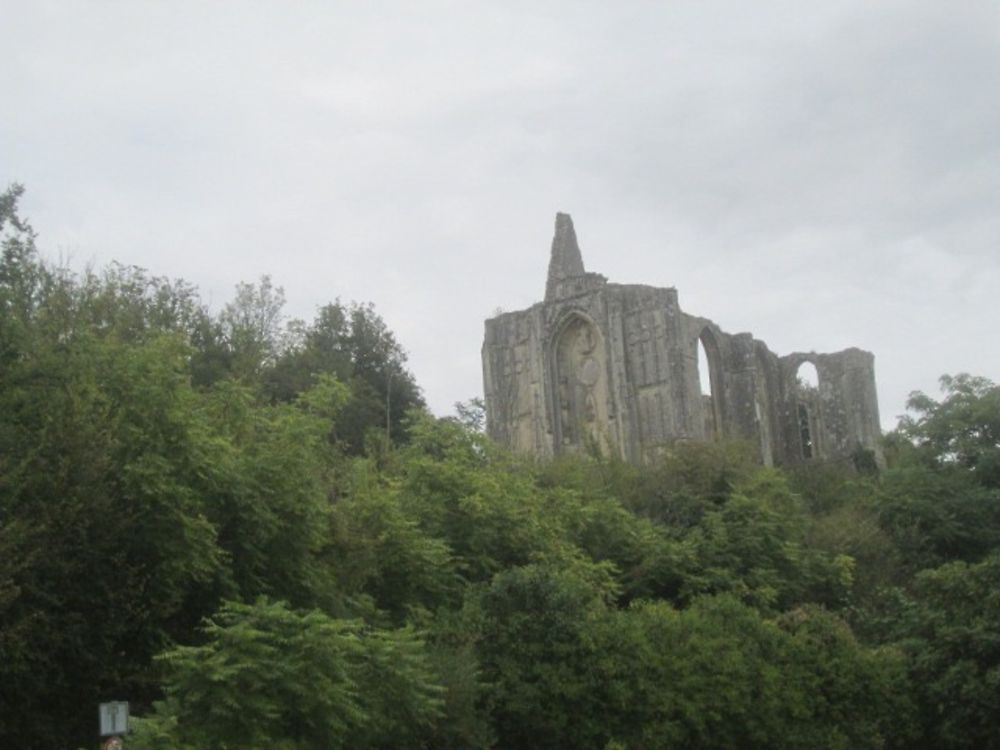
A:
[697,330,722,438]
[797,403,814,459]
[697,339,712,396]
[795,361,820,460]
[796,361,819,390]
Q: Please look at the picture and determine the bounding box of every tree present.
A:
[397,412,569,585]
[602,439,760,528]
[0,278,351,746]
[131,599,445,750]
[874,466,1000,572]
[197,375,347,609]
[0,333,226,747]
[470,562,619,750]
[327,477,461,623]
[219,275,288,381]
[897,374,1000,488]
[264,301,424,453]
[0,183,46,367]
[453,397,486,433]
[893,554,1000,749]
[680,471,855,613]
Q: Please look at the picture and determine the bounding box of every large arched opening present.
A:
[696,328,724,439]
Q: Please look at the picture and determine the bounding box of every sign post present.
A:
[99,701,129,748]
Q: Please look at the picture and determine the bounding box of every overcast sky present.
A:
[4,1,998,428]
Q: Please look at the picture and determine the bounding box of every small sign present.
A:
[99,701,129,737]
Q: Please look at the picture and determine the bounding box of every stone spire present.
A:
[545,212,585,301]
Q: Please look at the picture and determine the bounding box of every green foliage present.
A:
[219,275,288,381]
[617,439,760,527]
[472,573,910,750]
[602,597,911,750]
[397,413,563,583]
[0,196,360,745]
[681,471,855,612]
[0,332,224,745]
[471,562,619,750]
[422,616,495,750]
[197,377,340,607]
[891,554,1000,749]
[1,184,47,367]
[453,396,486,432]
[131,598,444,750]
[265,301,424,453]
[328,476,460,622]
[897,374,1000,487]
[874,466,1000,571]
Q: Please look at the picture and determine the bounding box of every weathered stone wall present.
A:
[482,213,884,467]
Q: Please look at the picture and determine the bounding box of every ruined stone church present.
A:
[482,214,883,466]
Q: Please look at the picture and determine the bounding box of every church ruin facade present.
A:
[482,213,883,467]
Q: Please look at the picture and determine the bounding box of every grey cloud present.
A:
[3,0,998,427]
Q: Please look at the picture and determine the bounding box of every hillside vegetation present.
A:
[2,185,999,749]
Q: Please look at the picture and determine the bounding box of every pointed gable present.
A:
[545,212,585,301]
